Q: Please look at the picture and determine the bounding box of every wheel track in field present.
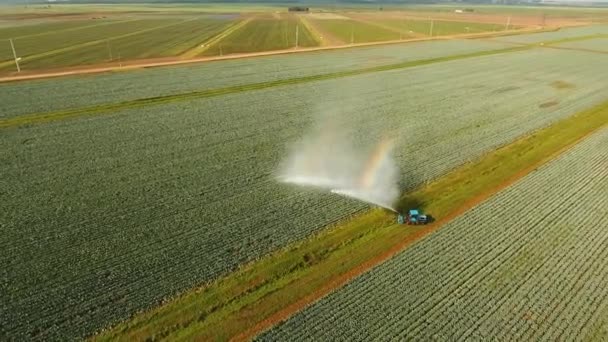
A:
[231,117,608,342]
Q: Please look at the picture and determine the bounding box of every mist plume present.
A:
[277,114,400,211]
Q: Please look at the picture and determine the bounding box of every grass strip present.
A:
[94,100,608,342]
[1,45,529,129]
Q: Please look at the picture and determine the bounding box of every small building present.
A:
[288,6,310,12]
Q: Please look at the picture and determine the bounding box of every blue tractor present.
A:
[398,209,429,225]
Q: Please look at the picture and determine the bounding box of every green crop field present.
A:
[0,19,115,40]
[202,14,318,56]
[1,25,608,340]
[0,2,599,74]
[362,18,507,36]
[308,18,401,44]
[0,16,238,72]
[262,127,608,340]
[0,19,177,59]
[0,39,516,118]
[420,19,505,35]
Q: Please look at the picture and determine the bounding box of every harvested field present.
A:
[261,127,608,341]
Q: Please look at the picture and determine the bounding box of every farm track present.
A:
[0,45,558,129]
[238,111,608,342]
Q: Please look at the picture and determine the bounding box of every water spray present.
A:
[278,126,400,212]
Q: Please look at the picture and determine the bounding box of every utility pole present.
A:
[541,13,546,27]
[295,25,299,49]
[219,44,223,57]
[429,19,434,37]
[505,15,512,31]
[9,38,20,73]
[106,40,113,61]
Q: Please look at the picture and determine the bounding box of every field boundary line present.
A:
[232,106,608,342]
[541,44,608,54]
[0,24,554,83]
[180,17,252,59]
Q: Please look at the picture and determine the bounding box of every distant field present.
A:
[0,20,110,39]
[0,4,546,74]
[0,15,236,71]
[0,19,175,58]
[380,18,506,36]
[291,15,514,45]
[308,18,401,44]
[202,14,318,55]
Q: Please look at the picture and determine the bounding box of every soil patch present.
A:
[540,100,559,108]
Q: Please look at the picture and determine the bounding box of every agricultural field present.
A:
[261,127,608,340]
[0,15,238,72]
[201,14,318,56]
[349,15,508,37]
[2,22,608,338]
[0,4,551,74]
[0,38,517,118]
[306,18,401,44]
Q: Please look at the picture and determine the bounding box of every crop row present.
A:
[0,38,517,119]
[260,128,608,341]
[2,44,608,339]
